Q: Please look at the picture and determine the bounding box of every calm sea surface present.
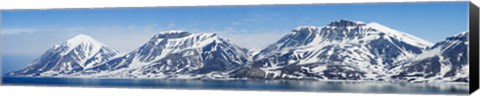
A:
[1,77,469,95]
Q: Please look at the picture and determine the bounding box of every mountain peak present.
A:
[445,31,468,41]
[453,31,468,37]
[293,26,318,31]
[154,30,192,39]
[65,34,103,47]
[68,34,95,42]
[366,22,433,46]
[327,19,366,27]
[290,26,319,37]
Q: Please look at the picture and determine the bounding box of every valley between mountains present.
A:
[5,20,470,83]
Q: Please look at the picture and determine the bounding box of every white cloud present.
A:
[212,27,288,49]
[242,14,266,22]
[1,25,163,55]
[231,22,242,26]
[2,28,39,35]
[2,24,290,56]
[218,32,286,49]
[167,22,176,29]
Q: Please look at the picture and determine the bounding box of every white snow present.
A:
[11,21,469,83]
[367,22,433,47]
[65,34,104,50]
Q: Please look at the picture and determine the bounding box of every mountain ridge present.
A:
[235,20,439,80]
[84,30,249,78]
[390,32,469,82]
[4,20,469,83]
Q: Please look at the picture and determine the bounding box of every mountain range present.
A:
[5,19,470,83]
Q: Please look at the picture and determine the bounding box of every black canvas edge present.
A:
[469,1,480,94]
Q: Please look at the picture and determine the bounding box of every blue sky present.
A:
[1,2,469,73]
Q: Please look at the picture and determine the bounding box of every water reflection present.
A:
[2,77,468,95]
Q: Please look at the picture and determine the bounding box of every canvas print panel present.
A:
[1,1,470,95]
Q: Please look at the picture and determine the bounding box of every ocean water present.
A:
[1,77,469,95]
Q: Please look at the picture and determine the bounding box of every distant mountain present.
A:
[231,20,433,80]
[391,32,469,82]
[86,31,249,78]
[6,34,119,77]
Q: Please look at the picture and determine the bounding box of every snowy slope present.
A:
[6,34,119,77]
[232,19,433,80]
[391,32,469,83]
[87,31,249,78]
[5,20,469,83]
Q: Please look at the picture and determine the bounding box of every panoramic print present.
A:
[1,1,470,95]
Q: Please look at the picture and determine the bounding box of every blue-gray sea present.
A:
[1,77,469,95]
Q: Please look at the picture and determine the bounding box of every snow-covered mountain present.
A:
[6,34,119,77]
[391,32,469,83]
[4,20,469,83]
[231,20,433,80]
[86,31,249,78]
